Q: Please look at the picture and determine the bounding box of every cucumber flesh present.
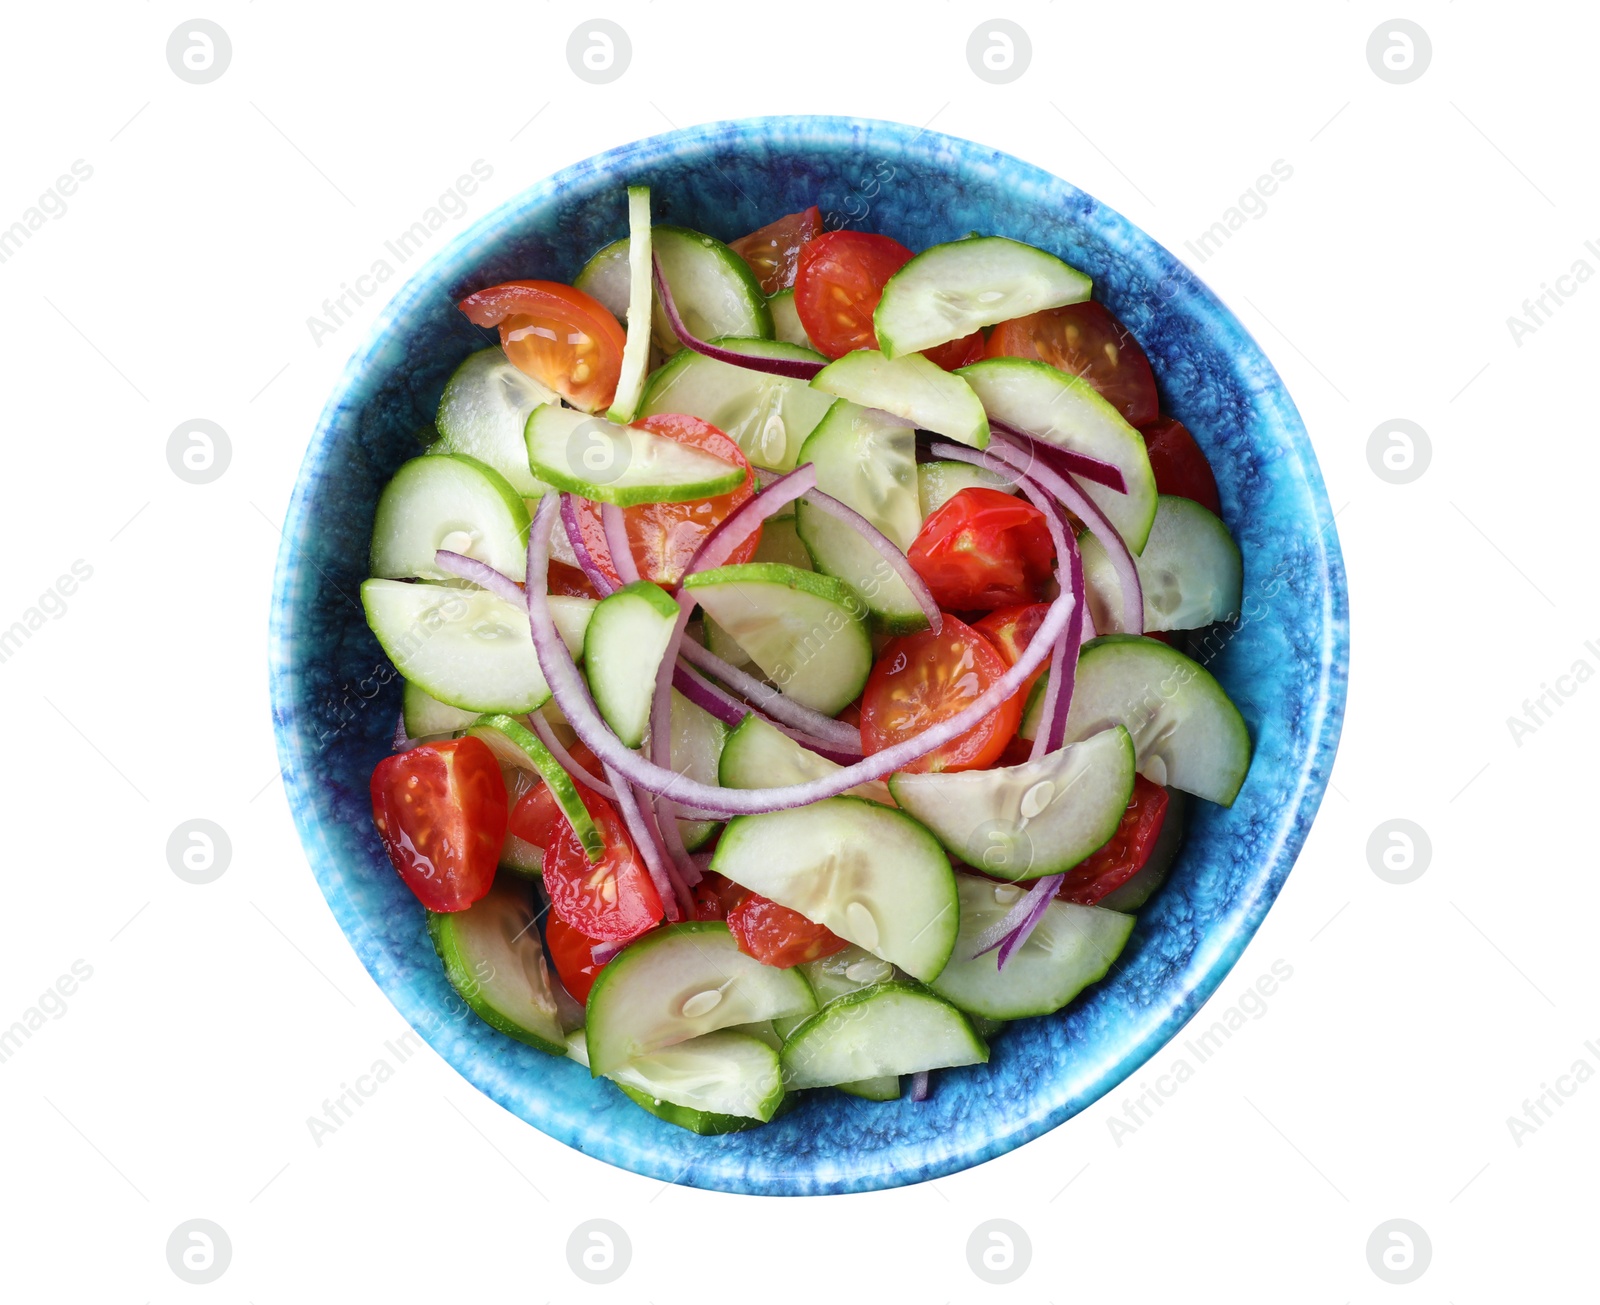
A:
[710,797,959,982]
[584,922,816,1076]
[583,580,682,748]
[1083,495,1243,632]
[840,1075,901,1101]
[605,186,654,424]
[702,614,753,668]
[435,349,557,498]
[681,563,871,716]
[768,288,813,348]
[370,454,530,582]
[1063,635,1252,805]
[526,405,747,506]
[667,689,727,850]
[718,713,891,806]
[780,982,987,1089]
[811,349,989,449]
[874,236,1092,358]
[465,714,604,860]
[917,459,1019,518]
[750,514,813,570]
[888,726,1136,881]
[1098,788,1186,911]
[565,1030,778,1134]
[428,880,565,1054]
[402,680,482,739]
[773,944,899,1041]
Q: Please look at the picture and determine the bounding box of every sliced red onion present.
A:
[434,550,525,606]
[801,490,941,634]
[683,464,816,576]
[603,760,686,922]
[655,254,825,380]
[526,711,616,800]
[999,482,1083,762]
[996,874,1063,968]
[989,418,1128,493]
[971,874,1065,965]
[600,502,640,586]
[392,713,415,751]
[560,493,616,597]
[678,640,863,753]
[648,601,708,892]
[673,663,860,763]
[909,1070,930,1102]
[591,940,623,965]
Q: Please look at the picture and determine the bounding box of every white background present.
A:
[1,2,1594,1300]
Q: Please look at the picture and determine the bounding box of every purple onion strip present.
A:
[801,489,941,634]
[654,254,825,380]
[560,493,616,597]
[909,1071,930,1102]
[603,760,688,922]
[673,663,860,764]
[434,550,525,606]
[989,417,1128,493]
[591,940,623,965]
[970,873,1065,964]
[526,711,616,800]
[678,640,863,753]
[600,502,640,587]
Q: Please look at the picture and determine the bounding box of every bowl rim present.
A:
[270,114,1349,1196]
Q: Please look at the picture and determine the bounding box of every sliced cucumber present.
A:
[668,688,727,850]
[566,1029,777,1134]
[733,1020,785,1052]
[1099,788,1186,911]
[428,880,565,1054]
[680,563,871,715]
[750,513,813,570]
[402,681,481,738]
[1083,496,1243,632]
[718,713,892,805]
[638,338,834,471]
[583,580,682,748]
[369,454,530,582]
[768,287,813,348]
[584,921,816,1075]
[498,831,544,877]
[874,236,1092,358]
[840,1075,901,1101]
[811,349,989,448]
[435,349,557,498]
[702,614,753,668]
[526,405,747,506]
[1062,635,1252,805]
[889,726,1136,881]
[957,357,1158,552]
[605,186,654,424]
[917,459,1019,518]
[928,874,1135,1020]
[780,982,987,1089]
[793,399,928,633]
[465,714,604,860]
[969,1014,1007,1040]
[710,797,959,982]
[772,944,899,1041]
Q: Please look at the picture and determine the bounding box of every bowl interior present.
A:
[270,116,1348,1196]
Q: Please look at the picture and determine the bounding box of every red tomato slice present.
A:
[507,740,601,850]
[793,230,913,358]
[578,413,758,588]
[691,870,748,922]
[727,892,849,968]
[457,280,625,413]
[1139,417,1222,516]
[544,914,613,1005]
[730,205,823,294]
[973,602,1053,708]
[923,329,987,371]
[1056,776,1170,905]
[370,737,507,912]
[907,487,1054,612]
[548,559,602,599]
[986,301,1159,426]
[541,786,664,943]
[861,616,1022,773]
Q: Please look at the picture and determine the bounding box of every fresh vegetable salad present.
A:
[361,185,1250,1132]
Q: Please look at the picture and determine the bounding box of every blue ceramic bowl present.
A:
[270,116,1348,1196]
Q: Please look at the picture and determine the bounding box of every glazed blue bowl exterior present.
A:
[269,116,1348,1196]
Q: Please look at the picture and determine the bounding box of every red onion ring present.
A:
[672,663,860,764]
[526,712,616,800]
[801,489,942,634]
[654,254,825,380]
[590,940,623,965]
[970,873,1065,964]
[678,641,863,754]
[603,760,688,922]
[988,417,1128,493]
[909,1070,930,1102]
[600,502,640,586]
[560,493,616,596]
[434,550,525,606]
[682,464,815,575]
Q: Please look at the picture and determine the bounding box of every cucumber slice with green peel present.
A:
[718,714,892,805]
[525,404,747,506]
[402,681,482,739]
[639,337,834,471]
[750,513,813,570]
[929,874,1135,1020]
[768,287,813,348]
[605,186,654,424]
[840,1075,901,1101]
[583,921,816,1076]
[498,832,544,877]
[465,714,604,860]
[369,454,531,582]
[680,563,871,716]
[710,797,959,982]
[969,1014,1007,1040]
[668,689,728,850]
[888,726,1136,881]
[773,945,900,1041]
[1098,788,1186,912]
[917,459,1019,518]
[702,614,753,668]
[565,1030,780,1133]
[1062,635,1252,805]
[1083,496,1243,632]
[583,580,682,748]
[811,349,989,449]
[435,349,558,498]
[874,236,1093,358]
[780,982,988,1089]
[956,357,1158,553]
[427,880,565,1054]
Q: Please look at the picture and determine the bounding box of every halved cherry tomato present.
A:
[1056,776,1169,905]
[793,230,912,358]
[692,870,748,922]
[860,616,1022,773]
[507,740,601,850]
[730,205,823,294]
[548,559,601,599]
[974,603,1053,704]
[578,413,758,587]
[541,786,664,943]
[907,487,1054,612]
[727,892,848,968]
[457,280,625,413]
[1139,417,1221,516]
[544,914,614,1004]
[923,329,987,371]
[986,301,1159,426]
[370,737,507,912]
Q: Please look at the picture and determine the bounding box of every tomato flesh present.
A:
[907,487,1054,612]
[986,301,1159,426]
[1056,776,1169,905]
[730,206,823,294]
[727,892,848,968]
[541,785,664,943]
[457,280,625,413]
[860,616,1021,773]
[691,870,748,922]
[370,737,507,913]
[793,230,912,358]
[544,914,612,1005]
[974,602,1053,707]
[508,740,601,851]
[548,559,601,599]
[923,329,987,371]
[1139,417,1221,516]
